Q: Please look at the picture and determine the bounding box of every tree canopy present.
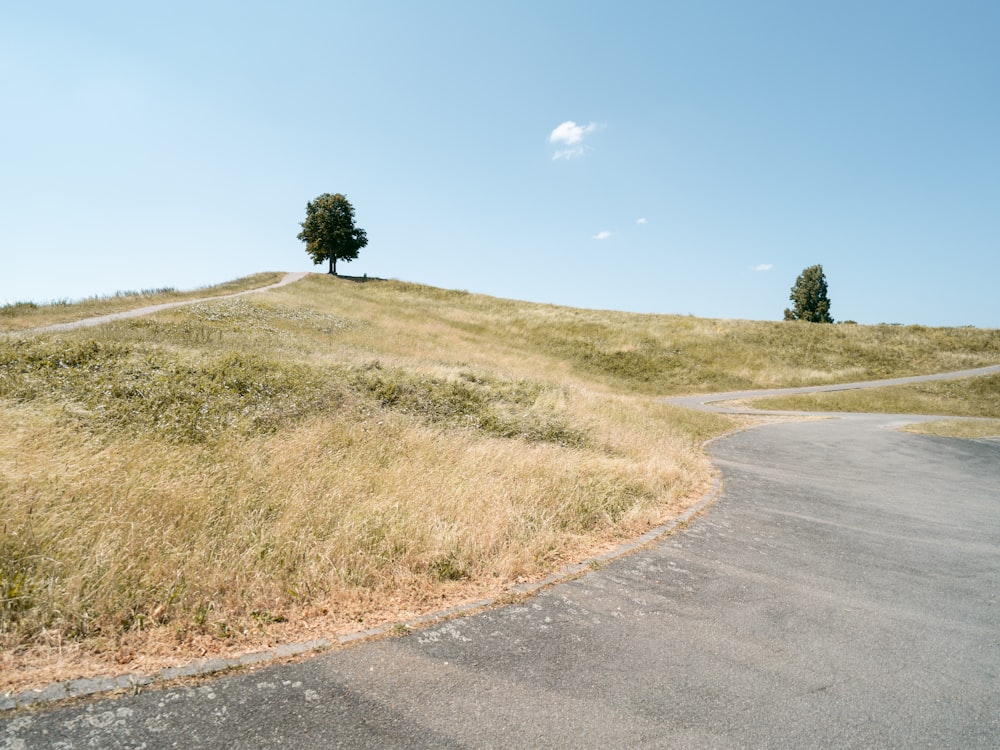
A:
[784,264,833,323]
[297,193,368,275]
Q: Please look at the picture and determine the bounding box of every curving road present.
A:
[3,366,999,746]
[668,362,1000,414]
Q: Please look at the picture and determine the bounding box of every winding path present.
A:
[20,271,309,335]
[668,362,1000,414]
[3,330,999,746]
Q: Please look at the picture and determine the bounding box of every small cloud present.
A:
[636,217,648,225]
[754,263,774,272]
[553,146,585,160]
[550,120,596,145]
[550,120,597,160]
[593,231,612,240]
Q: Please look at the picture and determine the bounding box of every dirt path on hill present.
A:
[21,271,309,334]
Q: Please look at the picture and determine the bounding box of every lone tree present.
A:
[297,193,368,275]
[784,264,833,323]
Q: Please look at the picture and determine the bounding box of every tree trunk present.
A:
[329,256,336,275]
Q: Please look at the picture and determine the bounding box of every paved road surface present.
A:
[5,409,997,747]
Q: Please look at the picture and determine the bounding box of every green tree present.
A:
[297,193,368,275]
[784,264,833,323]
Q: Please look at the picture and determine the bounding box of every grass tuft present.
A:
[902,419,1000,439]
[348,363,586,446]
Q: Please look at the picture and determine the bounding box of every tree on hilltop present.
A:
[784,264,833,323]
[297,193,368,275]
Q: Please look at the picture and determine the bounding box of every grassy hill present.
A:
[2,273,999,690]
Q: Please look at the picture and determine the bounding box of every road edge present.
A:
[1,462,724,712]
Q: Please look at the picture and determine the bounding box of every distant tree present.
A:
[784,264,833,323]
[297,193,368,275]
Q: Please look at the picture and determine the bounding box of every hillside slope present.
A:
[2,273,999,691]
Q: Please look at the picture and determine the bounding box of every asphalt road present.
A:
[5,405,998,748]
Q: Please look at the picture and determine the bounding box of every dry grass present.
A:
[749,375,1000,439]
[748,374,1000,419]
[0,272,285,332]
[268,278,1000,395]
[2,273,998,693]
[901,419,1000,439]
[0,276,730,692]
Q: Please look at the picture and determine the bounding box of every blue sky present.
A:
[2,1,998,327]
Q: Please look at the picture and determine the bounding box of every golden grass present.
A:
[0,401,719,691]
[265,277,1000,395]
[748,374,1000,419]
[2,273,998,693]
[902,419,1000,439]
[0,276,733,692]
[0,272,285,332]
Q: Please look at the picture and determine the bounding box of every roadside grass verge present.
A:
[901,419,1000,439]
[2,273,998,691]
[0,272,285,333]
[746,374,1000,419]
[747,374,1000,439]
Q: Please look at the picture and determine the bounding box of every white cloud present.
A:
[593,231,611,240]
[553,146,585,160]
[636,217,648,225]
[754,263,774,272]
[550,120,596,145]
[550,120,597,160]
